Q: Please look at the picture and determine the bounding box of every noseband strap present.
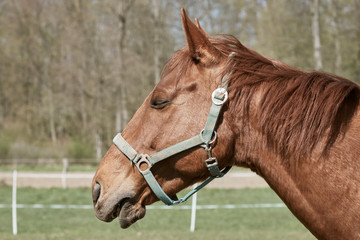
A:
[113,53,235,205]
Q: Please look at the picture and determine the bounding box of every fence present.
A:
[2,166,271,235]
[8,170,202,235]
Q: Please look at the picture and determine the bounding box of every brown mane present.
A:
[211,35,360,160]
[163,34,360,160]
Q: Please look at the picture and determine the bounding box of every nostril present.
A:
[93,182,101,205]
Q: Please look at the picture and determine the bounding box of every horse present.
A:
[92,9,360,239]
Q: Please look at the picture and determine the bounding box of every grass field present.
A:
[0,187,315,240]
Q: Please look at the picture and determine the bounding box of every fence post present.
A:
[12,170,17,235]
[62,158,69,189]
[190,183,198,232]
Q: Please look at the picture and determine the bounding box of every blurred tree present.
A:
[108,0,133,133]
[255,0,314,70]
[328,0,342,75]
[311,0,323,70]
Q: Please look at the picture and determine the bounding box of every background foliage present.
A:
[0,0,359,160]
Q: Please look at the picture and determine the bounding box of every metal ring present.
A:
[208,131,217,145]
[136,154,151,175]
[200,129,217,145]
[211,88,228,106]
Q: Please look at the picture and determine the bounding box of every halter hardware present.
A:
[212,87,228,105]
[113,53,235,206]
[135,154,151,175]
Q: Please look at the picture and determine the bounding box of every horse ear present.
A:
[181,8,221,66]
[194,17,209,38]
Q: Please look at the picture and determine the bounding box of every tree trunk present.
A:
[95,131,102,162]
[152,0,161,85]
[48,84,57,143]
[329,0,342,74]
[311,0,323,70]
[113,1,133,132]
[78,62,88,131]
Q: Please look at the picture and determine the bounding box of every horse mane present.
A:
[162,34,360,160]
[211,35,360,160]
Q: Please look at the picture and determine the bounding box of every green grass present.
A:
[0,187,315,240]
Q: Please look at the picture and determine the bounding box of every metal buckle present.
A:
[205,157,221,177]
[211,88,228,106]
[205,157,218,168]
[135,154,151,174]
[200,129,217,145]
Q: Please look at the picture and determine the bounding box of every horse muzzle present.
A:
[92,176,146,227]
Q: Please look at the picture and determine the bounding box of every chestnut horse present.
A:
[92,9,360,239]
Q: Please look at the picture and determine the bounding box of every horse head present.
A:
[92,9,236,228]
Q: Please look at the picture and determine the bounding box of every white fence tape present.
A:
[1,203,285,210]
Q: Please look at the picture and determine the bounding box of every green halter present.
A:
[113,53,235,205]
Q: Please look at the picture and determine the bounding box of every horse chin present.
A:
[118,200,146,228]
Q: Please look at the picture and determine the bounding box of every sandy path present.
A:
[0,171,269,189]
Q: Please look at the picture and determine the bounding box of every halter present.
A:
[113,53,235,206]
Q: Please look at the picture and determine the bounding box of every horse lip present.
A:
[111,198,129,219]
[118,200,146,228]
[94,191,135,223]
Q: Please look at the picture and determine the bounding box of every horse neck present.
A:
[229,85,360,239]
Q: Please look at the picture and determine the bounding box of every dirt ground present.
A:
[0,171,269,189]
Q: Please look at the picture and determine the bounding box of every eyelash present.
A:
[150,99,171,109]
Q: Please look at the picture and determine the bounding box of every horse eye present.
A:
[151,99,171,109]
